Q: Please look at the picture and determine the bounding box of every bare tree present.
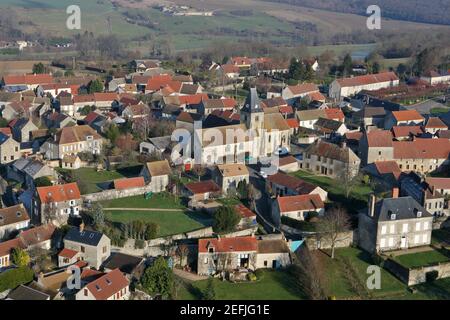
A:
[317,206,352,259]
[339,166,360,199]
[292,245,327,300]
[176,244,190,268]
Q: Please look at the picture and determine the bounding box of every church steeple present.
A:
[241,87,264,130]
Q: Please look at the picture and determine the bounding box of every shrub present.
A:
[0,267,34,292]
[213,206,240,233]
[254,269,264,280]
[34,176,52,187]
[135,239,145,249]
[247,273,257,281]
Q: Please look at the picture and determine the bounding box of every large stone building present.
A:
[40,125,103,160]
[0,132,20,164]
[329,72,399,101]
[0,204,30,240]
[301,140,361,179]
[358,194,433,253]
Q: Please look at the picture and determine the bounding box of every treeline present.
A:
[263,0,450,25]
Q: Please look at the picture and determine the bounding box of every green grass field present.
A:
[177,269,304,300]
[58,167,125,194]
[393,249,450,269]
[100,193,185,209]
[319,247,408,299]
[290,170,374,212]
[105,209,209,237]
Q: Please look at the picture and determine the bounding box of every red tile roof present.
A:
[366,130,393,147]
[426,177,450,190]
[221,64,240,74]
[0,238,22,257]
[393,138,450,159]
[277,194,324,212]
[325,108,345,122]
[286,118,299,129]
[234,204,256,218]
[287,83,318,95]
[198,236,257,253]
[374,161,401,179]
[425,117,447,129]
[85,268,129,300]
[0,127,12,136]
[308,91,326,101]
[37,182,81,203]
[391,126,423,138]
[58,248,78,259]
[178,93,208,105]
[268,172,318,194]
[392,110,424,122]
[83,111,101,124]
[93,92,118,102]
[279,105,294,114]
[113,177,145,190]
[336,72,398,88]
[146,74,173,91]
[185,180,221,194]
[345,131,363,141]
[73,94,95,104]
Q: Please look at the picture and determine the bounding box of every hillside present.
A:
[262,0,450,26]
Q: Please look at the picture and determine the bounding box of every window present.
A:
[423,233,428,243]
[414,235,420,244]
[103,246,107,254]
[381,225,387,235]
[423,221,429,230]
[84,289,88,296]
[204,257,208,264]
[388,237,394,247]
[390,224,395,234]
[415,222,421,231]
[380,238,386,248]
[378,151,382,156]
[81,246,85,253]
[264,261,268,267]
[402,224,408,233]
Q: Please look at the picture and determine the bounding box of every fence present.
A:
[82,185,155,202]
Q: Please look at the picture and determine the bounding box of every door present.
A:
[401,236,407,249]
[272,260,277,269]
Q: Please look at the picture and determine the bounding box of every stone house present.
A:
[40,125,103,160]
[329,72,399,101]
[301,140,361,179]
[384,110,425,129]
[0,204,30,240]
[358,194,433,253]
[255,238,291,269]
[75,268,129,300]
[213,163,249,194]
[266,172,328,201]
[10,118,38,142]
[34,182,82,225]
[7,157,56,191]
[351,106,386,130]
[140,159,172,192]
[0,132,20,164]
[272,194,325,225]
[184,180,221,202]
[426,177,450,196]
[62,225,111,270]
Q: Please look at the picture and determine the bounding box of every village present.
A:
[0,50,449,301]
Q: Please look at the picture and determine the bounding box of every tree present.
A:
[292,245,326,300]
[79,105,96,115]
[88,203,105,228]
[144,222,159,240]
[175,244,190,267]
[237,180,249,200]
[339,167,361,199]
[317,207,352,259]
[192,165,206,181]
[202,278,216,300]
[213,206,240,233]
[105,124,120,144]
[141,256,174,298]
[34,176,52,187]
[342,53,353,76]
[32,62,46,74]
[88,79,104,93]
[11,248,30,267]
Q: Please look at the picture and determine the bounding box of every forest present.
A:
[263,0,450,26]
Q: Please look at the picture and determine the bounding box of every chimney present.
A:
[217,234,221,241]
[341,141,347,149]
[392,187,399,199]
[79,222,85,232]
[369,194,376,217]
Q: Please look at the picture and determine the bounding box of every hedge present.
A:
[0,267,34,292]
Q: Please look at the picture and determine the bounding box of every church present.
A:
[192,88,291,165]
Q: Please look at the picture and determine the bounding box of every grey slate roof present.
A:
[7,285,50,300]
[64,226,104,247]
[242,87,263,113]
[0,132,10,145]
[373,196,432,221]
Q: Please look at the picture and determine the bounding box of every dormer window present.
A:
[87,135,93,141]
[208,247,214,253]
[417,211,422,218]
[390,214,396,220]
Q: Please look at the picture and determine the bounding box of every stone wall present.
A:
[383,256,450,286]
[82,185,155,202]
[305,230,356,250]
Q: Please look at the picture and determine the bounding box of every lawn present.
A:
[430,107,450,115]
[432,228,450,246]
[177,269,304,300]
[58,167,125,194]
[393,249,450,269]
[290,170,374,213]
[100,193,185,210]
[105,210,210,237]
[318,247,409,299]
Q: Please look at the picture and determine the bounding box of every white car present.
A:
[274,147,289,156]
